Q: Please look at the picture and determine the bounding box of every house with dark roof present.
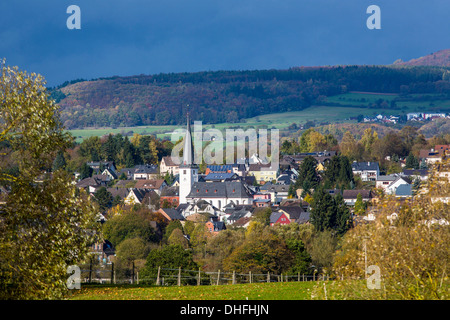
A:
[133,164,159,180]
[76,176,107,193]
[160,186,179,207]
[270,206,309,226]
[87,161,116,175]
[385,176,412,195]
[158,208,185,222]
[401,169,429,181]
[205,220,226,235]
[124,188,159,208]
[203,172,240,182]
[259,183,290,204]
[107,187,129,202]
[186,181,254,210]
[342,189,373,206]
[351,161,380,181]
[395,184,413,198]
[134,179,167,195]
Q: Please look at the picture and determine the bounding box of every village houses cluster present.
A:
[72,119,450,249]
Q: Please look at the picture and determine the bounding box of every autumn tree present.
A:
[329,160,450,300]
[0,61,100,299]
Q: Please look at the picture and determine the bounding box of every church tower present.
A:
[179,114,198,204]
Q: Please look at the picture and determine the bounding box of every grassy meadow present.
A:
[69,281,316,300]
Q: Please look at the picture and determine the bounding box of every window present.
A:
[183,170,186,174]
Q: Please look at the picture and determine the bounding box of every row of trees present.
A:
[102,204,340,280]
[282,124,450,174]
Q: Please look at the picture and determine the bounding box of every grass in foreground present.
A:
[69,281,316,300]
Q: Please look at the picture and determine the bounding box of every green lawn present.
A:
[69,281,316,300]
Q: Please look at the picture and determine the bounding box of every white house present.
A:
[385,176,412,195]
[351,161,380,181]
[375,175,397,190]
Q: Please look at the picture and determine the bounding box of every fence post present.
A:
[137,271,139,285]
[249,271,252,283]
[216,270,221,286]
[232,271,236,285]
[281,273,283,282]
[197,268,201,286]
[88,258,92,283]
[178,267,181,286]
[156,266,161,286]
[110,262,115,284]
[298,272,300,282]
[302,274,304,282]
[132,261,135,284]
[267,272,270,283]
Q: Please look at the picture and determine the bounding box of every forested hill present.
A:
[394,49,450,67]
[50,65,450,129]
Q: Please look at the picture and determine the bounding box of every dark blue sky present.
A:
[1,0,449,87]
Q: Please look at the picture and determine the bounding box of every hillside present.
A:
[394,49,450,67]
[50,65,450,129]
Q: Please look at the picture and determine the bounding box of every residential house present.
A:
[342,189,373,206]
[134,179,167,195]
[107,187,129,202]
[232,216,252,228]
[351,161,380,181]
[205,220,226,235]
[248,163,279,183]
[133,164,159,180]
[76,176,108,194]
[270,206,309,226]
[160,156,179,176]
[419,149,442,164]
[401,169,429,181]
[160,186,179,208]
[269,211,291,226]
[259,183,290,204]
[158,208,185,222]
[205,164,234,175]
[253,192,271,208]
[385,176,412,195]
[101,168,117,180]
[395,184,413,198]
[222,202,254,224]
[375,175,397,190]
[186,181,254,210]
[87,161,116,175]
[276,170,298,185]
[179,199,221,218]
[202,172,240,182]
[124,188,159,208]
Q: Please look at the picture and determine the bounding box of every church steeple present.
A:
[179,113,198,204]
[182,113,194,166]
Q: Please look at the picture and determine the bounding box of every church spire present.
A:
[182,112,194,165]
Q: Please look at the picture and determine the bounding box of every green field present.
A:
[69,281,316,300]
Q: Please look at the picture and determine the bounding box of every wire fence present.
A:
[78,263,329,286]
